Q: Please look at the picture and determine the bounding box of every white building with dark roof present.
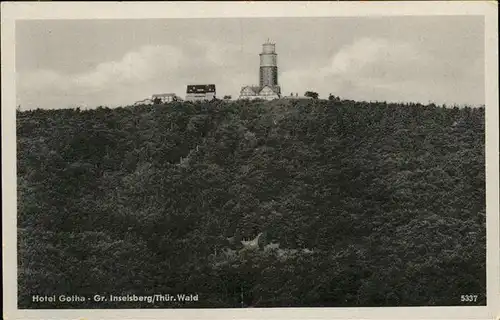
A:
[185,84,216,101]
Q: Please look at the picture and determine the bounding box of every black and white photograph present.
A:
[2,2,499,320]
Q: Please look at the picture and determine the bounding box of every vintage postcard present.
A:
[2,1,499,320]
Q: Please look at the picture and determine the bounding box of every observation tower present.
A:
[259,39,279,92]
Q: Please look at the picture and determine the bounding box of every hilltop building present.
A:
[133,93,182,106]
[185,84,216,101]
[134,98,153,106]
[152,93,182,103]
[239,40,281,101]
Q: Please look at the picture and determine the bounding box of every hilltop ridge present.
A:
[17,98,486,308]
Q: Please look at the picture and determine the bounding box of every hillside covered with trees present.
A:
[17,98,485,308]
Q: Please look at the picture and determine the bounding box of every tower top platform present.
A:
[261,41,276,54]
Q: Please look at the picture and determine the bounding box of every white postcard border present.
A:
[2,2,498,320]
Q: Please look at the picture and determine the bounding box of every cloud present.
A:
[17,40,258,109]
[324,38,424,80]
[17,45,184,108]
[278,38,424,99]
[329,38,391,75]
[17,36,484,109]
[75,45,183,90]
[314,37,484,105]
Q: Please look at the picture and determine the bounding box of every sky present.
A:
[16,16,485,109]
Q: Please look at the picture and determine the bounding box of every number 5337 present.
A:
[461,294,478,302]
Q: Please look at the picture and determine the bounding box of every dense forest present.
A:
[17,98,486,308]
